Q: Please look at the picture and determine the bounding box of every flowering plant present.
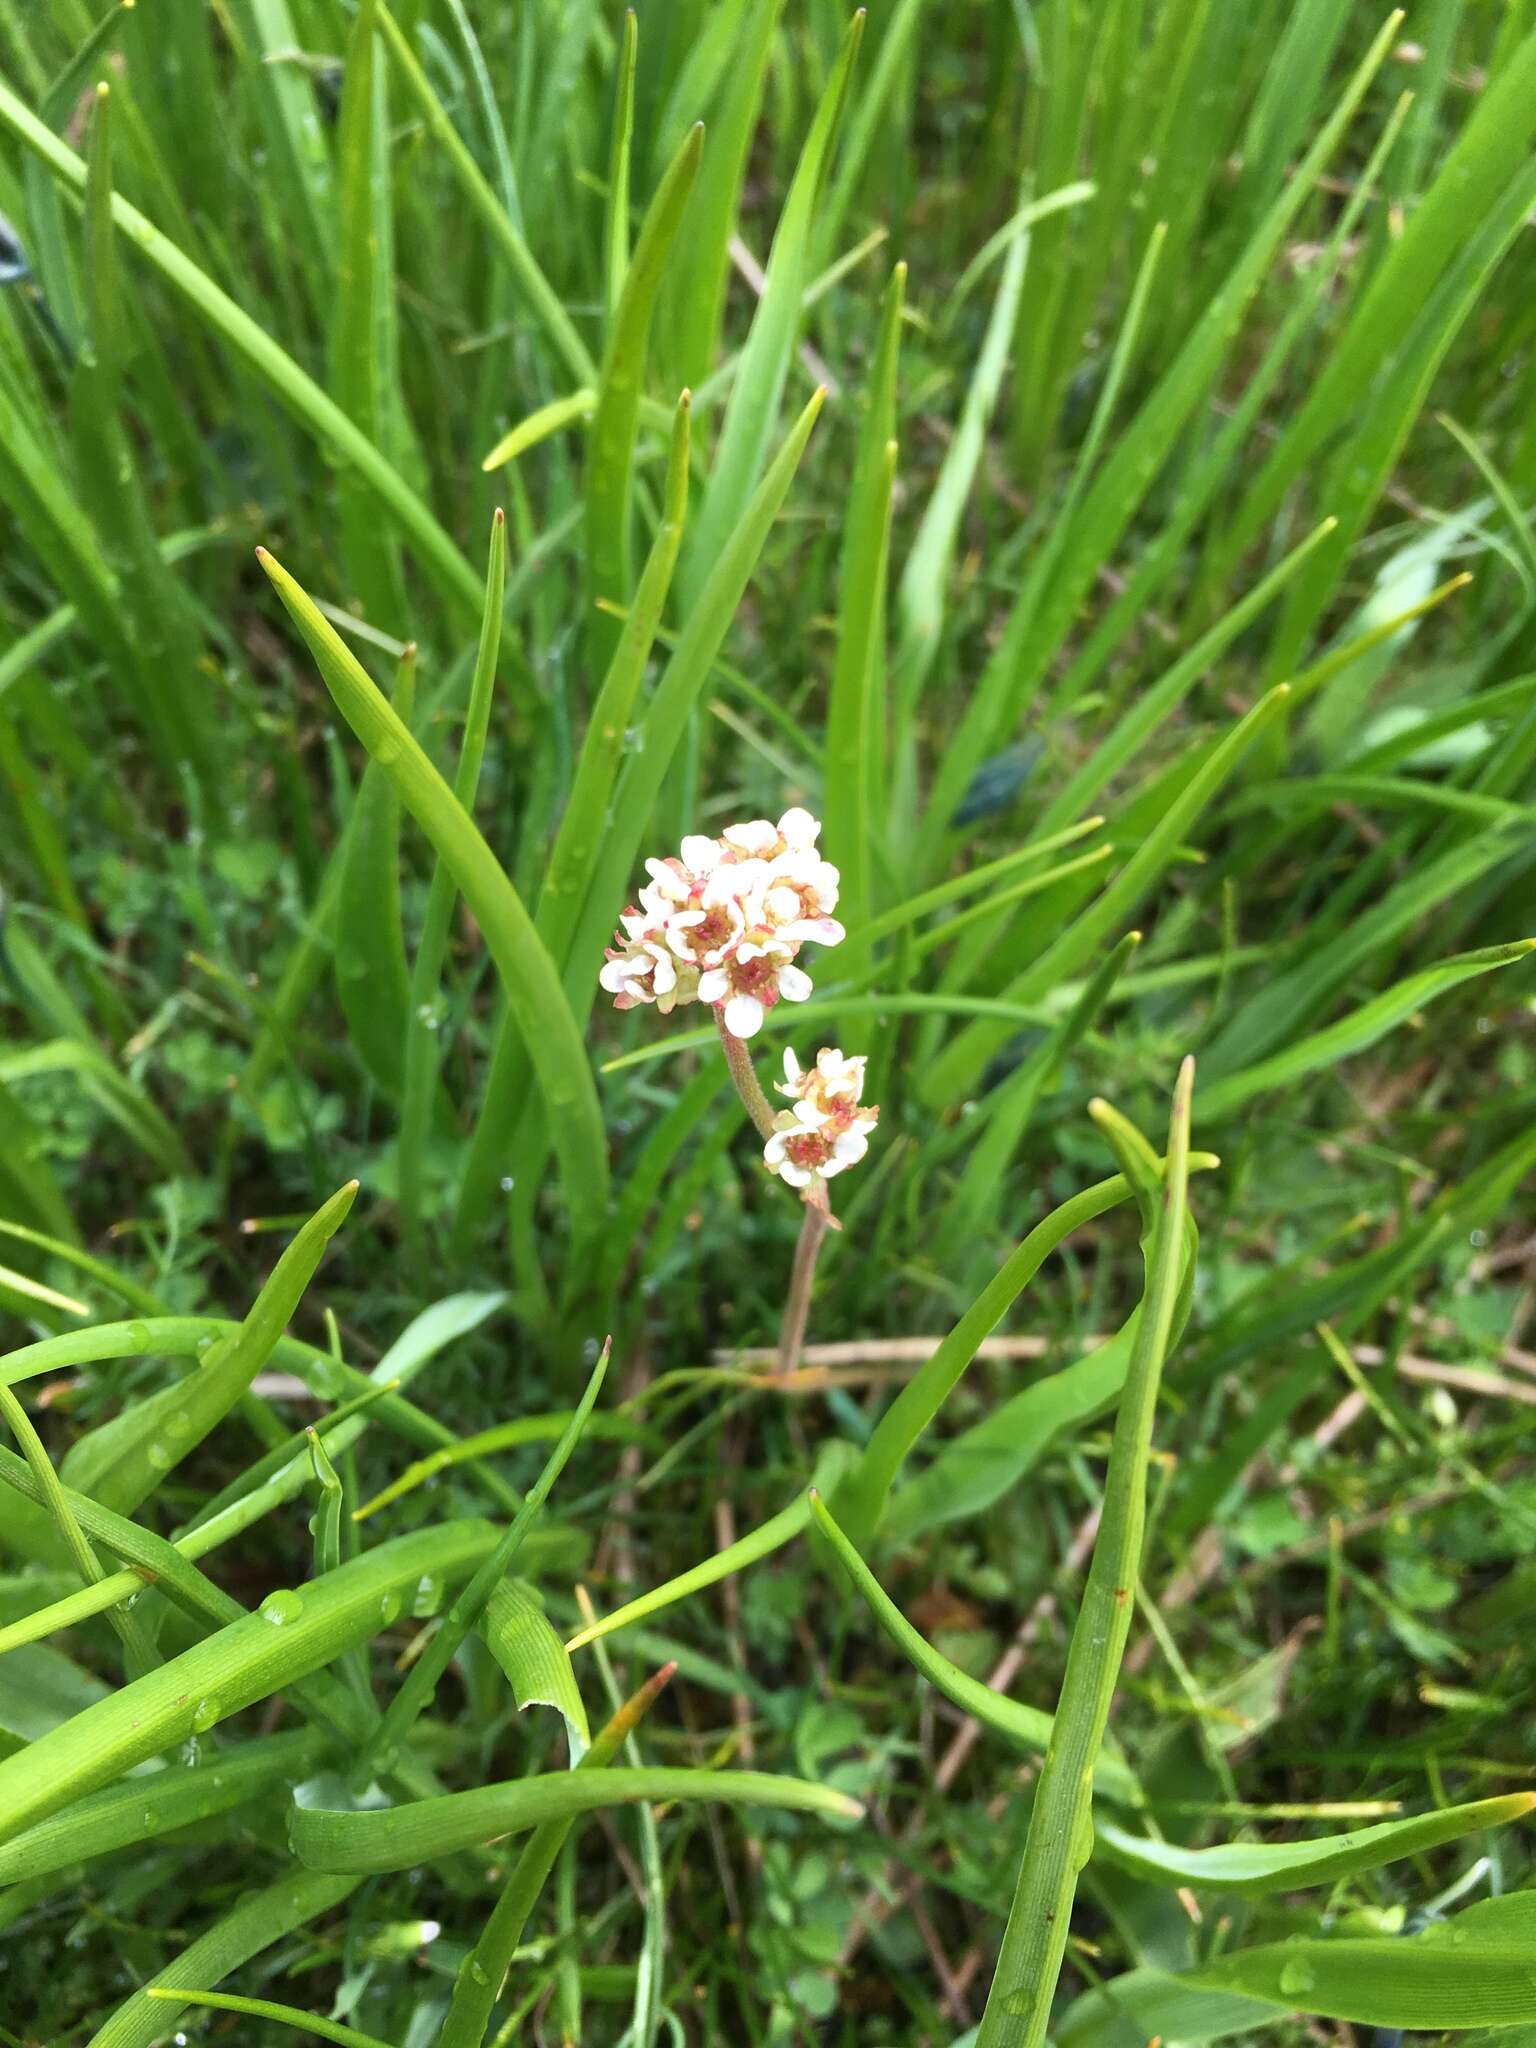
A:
[602,808,879,1369]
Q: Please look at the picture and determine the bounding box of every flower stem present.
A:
[715,1013,777,1140]
[778,1197,830,1375]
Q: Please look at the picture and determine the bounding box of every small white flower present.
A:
[764,1045,879,1187]
[698,937,811,1039]
[601,810,842,1021]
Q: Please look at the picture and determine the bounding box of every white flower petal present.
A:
[697,968,728,1003]
[778,1160,813,1187]
[681,833,724,872]
[724,993,765,1038]
[764,1132,790,1165]
[723,819,778,856]
[778,807,819,848]
[832,1129,869,1165]
[778,964,813,1003]
[599,958,633,992]
[794,1102,829,1129]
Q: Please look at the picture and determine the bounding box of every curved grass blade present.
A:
[439,1663,676,2048]
[354,1408,638,1521]
[1098,1794,1534,1897]
[1175,1891,1536,2029]
[291,1765,862,1874]
[1196,940,1535,1123]
[336,646,416,1099]
[0,1382,158,1679]
[143,1994,391,2048]
[825,256,904,933]
[810,1491,1140,1806]
[833,1150,1216,1550]
[482,388,596,470]
[0,1518,503,1843]
[978,1063,1195,2047]
[480,1578,589,1758]
[0,72,481,618]
[681,12,862,606]
[0,1728,328,1886]
[356,1342,610,1779]
[586,120,702,662]
[398,512,506,1253]
[86,1868,360,2048]
[60,1181,358,1516]
[258,550,610,1244]
[565,1443,854,1653]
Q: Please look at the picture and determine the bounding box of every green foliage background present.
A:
[0,0,1535,2042]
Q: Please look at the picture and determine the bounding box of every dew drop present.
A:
[468,1960,490,1986]
[125,1321,150,1351]
[147,1443,172,1471]
[1278,1958,1316,1997]
[412,1572,441,1618]
[499,1175,515,1192]
[190,1696,221,1733]
[260,1588,304,1626]
[379,1590,402,1626]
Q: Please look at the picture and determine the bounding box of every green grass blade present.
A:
[59,1180,358,1516]
[335,645,416,1099]
[290,1765,863,1873]
[976,1062,1195,2047]
[924,684,1292,1105]
[1196,940,1535,1121]
[439,1662,674,2048]
[1177,1892,1536,2028]
[87,1869,360,2048]
[825,256,904,933]
[681,12,861,606]
[0,1728,328,1886]
[1098,1794,1535,1897]
[0,1519,502,1843]
[663,0,783,392]
[397,511,507,1254]
[143,1994,391,2048]
[586,119,702,667]
[0,67,481,618]
[357,1342,609,1777]
[566,386,825,985]
[810,1491,1140,1805]
[375,1,595,385]
[258,548,611,1248]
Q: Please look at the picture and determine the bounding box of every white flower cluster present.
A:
[764,1047,879,1189]
[600,807,844,1039]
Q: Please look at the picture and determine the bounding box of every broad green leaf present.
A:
[1178,1891,1536,2029]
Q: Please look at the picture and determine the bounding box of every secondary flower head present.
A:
[601,809,843,1035]
[764,1045,880,1189]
